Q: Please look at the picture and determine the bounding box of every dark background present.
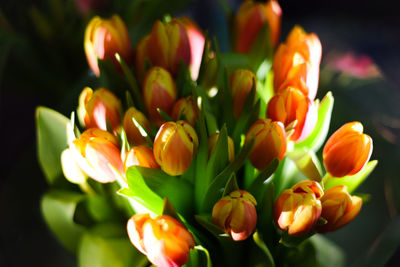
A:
[1,0,400,266]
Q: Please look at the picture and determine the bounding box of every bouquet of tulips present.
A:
[36,0,377,266]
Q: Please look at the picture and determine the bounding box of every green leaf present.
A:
[194,85,219,135]
[253,231,275,267]
[190,245,213,267]
[157,108,173,122]
[222,174,239,197]
[74,195,120,226]
[194,215,226,237]
[309,234,345,267]
[256,183,275,245]
[323,160,378,193]
[287,148,323,182]
[248,23,272,72]
[162,198,181,222]
[41,190,85,253]
[248,158,279,197]
[36,107,70,184]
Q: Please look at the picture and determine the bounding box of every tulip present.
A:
[245,118,287,170]
[317,185,362,233]
[74,0,106,14]
[123,107,151,146]
[212,190,257,241]
[235,0,282,54]
[124,146,160,172]
[127,214,195,267]
[208,133,235,162]
[274,180,323,236]
[267,86,317,142]
[135,35,151,82]
[84,15,131,76]
[171,96,198,126]
[143,67,177,126]
[273,26,322,100]
[70,128,124,183]
[230,69,257,119]
[77,87,122,132]
[323,122,373,177]
[153,121,199,176]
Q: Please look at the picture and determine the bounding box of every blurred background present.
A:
[1,0,399,266]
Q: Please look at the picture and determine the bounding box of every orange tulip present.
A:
[323,122,373,177]
[245,118,287,170]
[274,180,323,236]
[124,146,160,172]
[267,86,317,142]
[230,69,257,119]
[143,67,177,126]
[153,121,199,176]
[212,190,257,241]
[235,0,282,53]
[171,96,198,126]
[273,26,322,100]
[208,133,235,162]
[317,185,362,233]
[127,214,195,267]
[84,15,131,76]
[77,87,122,132]
[123,107,151,146]
[70,128,124,183]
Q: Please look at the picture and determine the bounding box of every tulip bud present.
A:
[245,118,287,170]
[212,190,257,241]
[267,87,317,142]
[317,185,362,233]
[153,121,199,176]
[274,180,323,236]
[143,67,177,126]
[127,214,195,267]
[208,133,235,162]
[323,122,373,178]
[230,69,257,119]
[235,0,282,53]
[84,15,131,76]
[124,146,160,172]
[77,87,122,132]
[273,26,322,100]
[171,96,198,126]
[123,107,151,146]
[70,128,124,183]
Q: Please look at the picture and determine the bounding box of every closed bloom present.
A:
[84,15,131,76]
[317,185,362,233]
[273,26,322,100]
[123,107,151,146]
[171,96,198,126]
[153,121,199,176]
[267,86,317,142]
[208,133,235,162]
[212,190,257,241]
[230,69,257,119]
[323,122,373,177]
[245,118,287,170]
[127,214,195,267]
[77,87,122,132]
[274,180,323,236]
[143,67,177,126]
[235,0,282,53]
[70,128,124,183]
[124,146,160,172]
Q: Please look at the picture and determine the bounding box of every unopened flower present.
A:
[124,146,160,172]
[274,180,323,236]
[230,69,257,119]
[323,122,373,177]
[208,133,235,162]
[212,190,257,241]
[245,118,287,170]
[123,107,151,146]
[153,121,199,176]
[171,96,198,126]
[127,214,195,267]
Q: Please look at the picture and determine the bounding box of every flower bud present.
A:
[208,133,235,162]
[212,190,257,241]
[143,67,177,126]
[317,185,362,233]
[70,128,124,183]
[171,96,198,126]
[323,122,373,177]
[274,180,323,236]
[84,15,131,76]
[235,0,282,53]
[230,69,257,119]
[127,214,195,267]
[124,146,160,172]
[77,87,122,132]
[273,26,321,100]
[123,107,151,146]
[153,121,199,176]
[267,86,317,142]
[245,118,287,170]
